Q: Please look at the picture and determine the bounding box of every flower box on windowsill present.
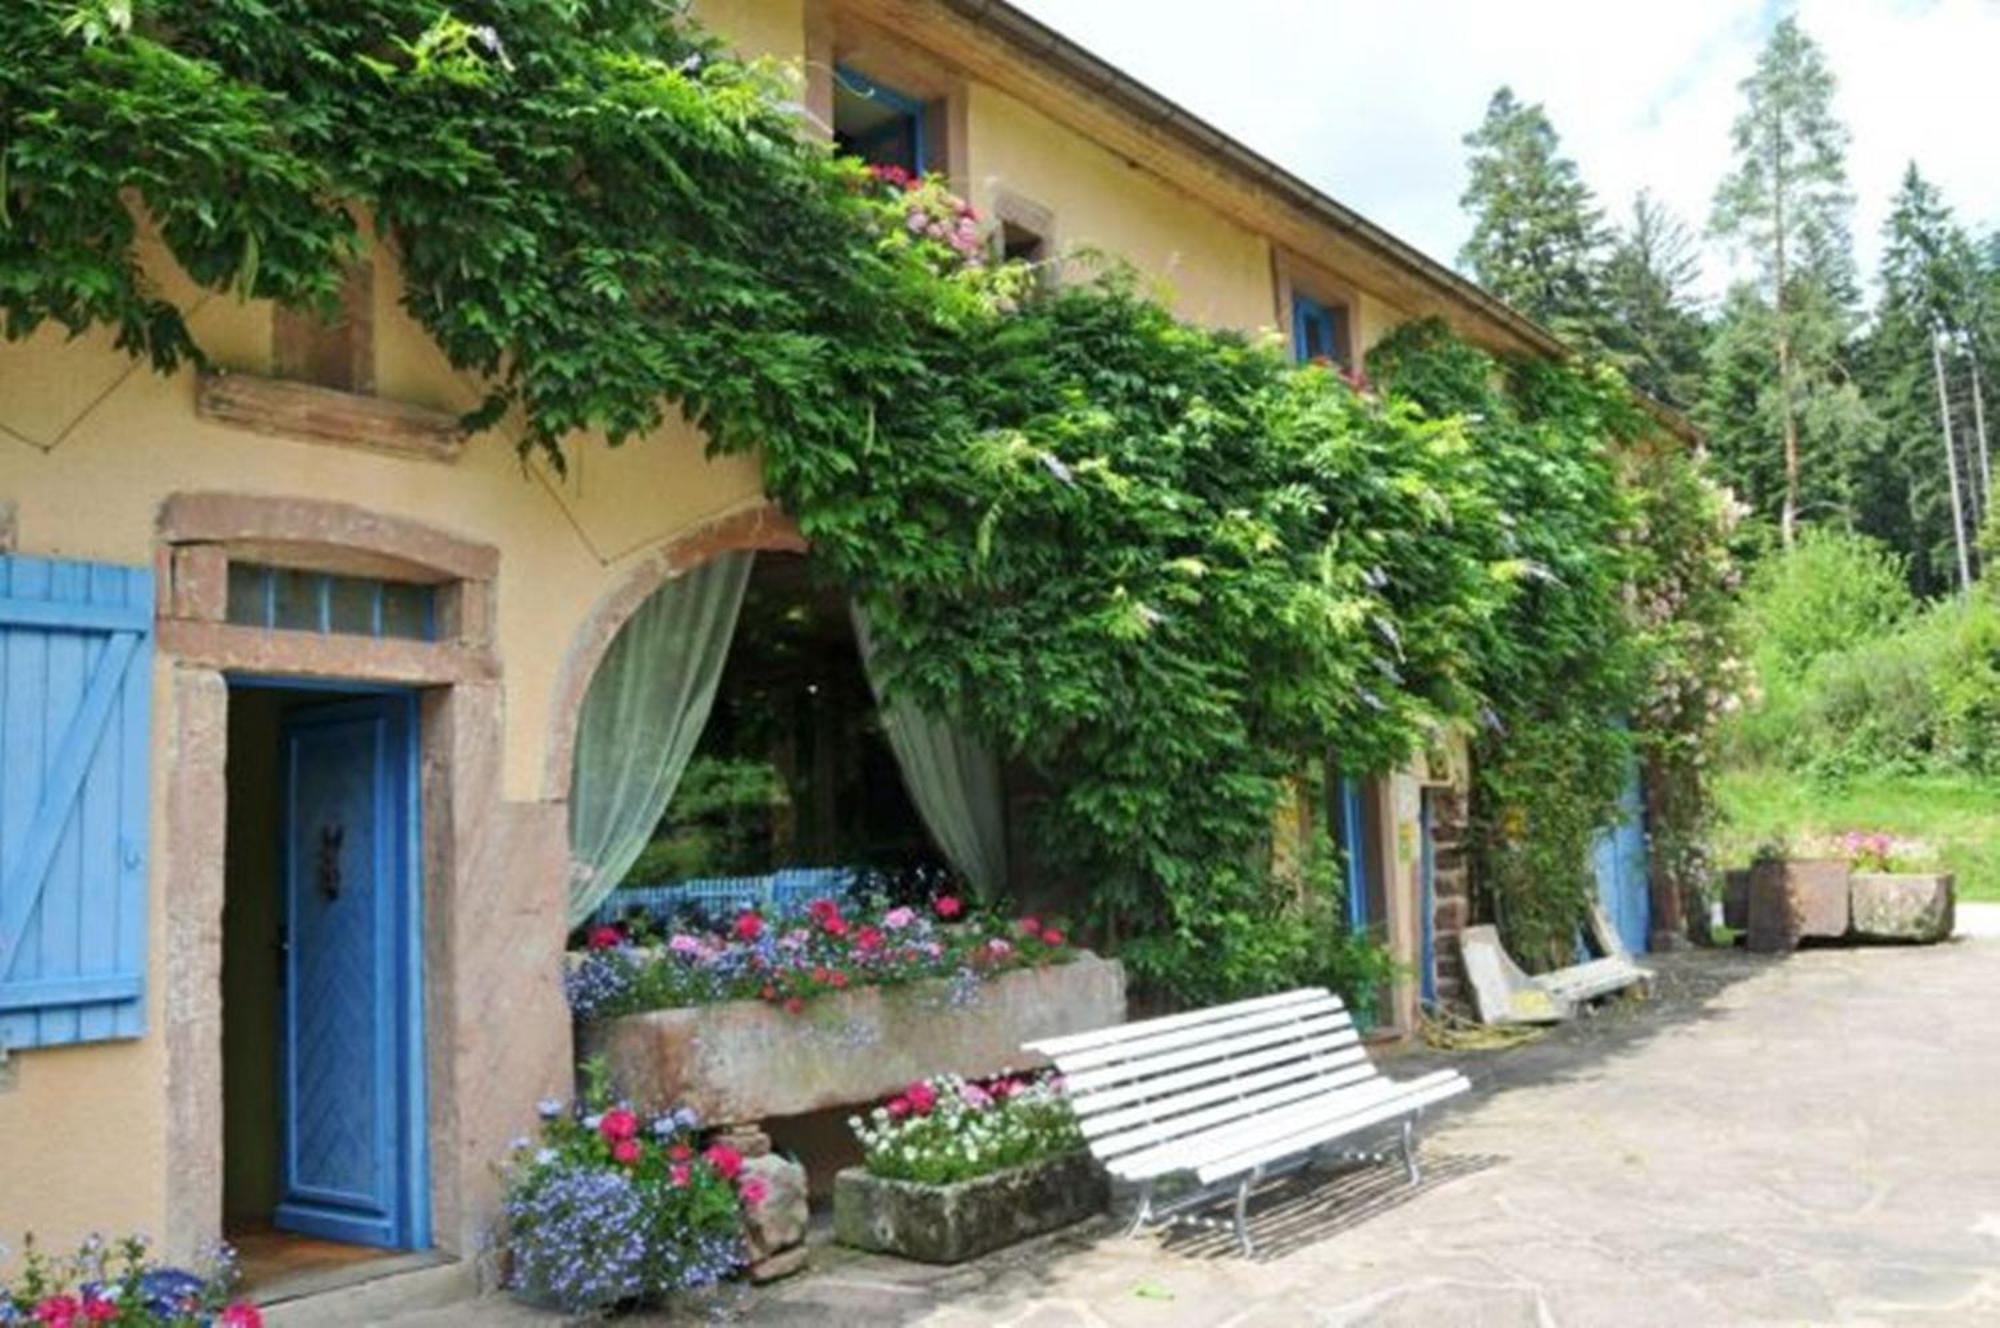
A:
[832,1151,1107,1264]
[579,954,1125,1126]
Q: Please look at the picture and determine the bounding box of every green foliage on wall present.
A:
[1,0,1739,996]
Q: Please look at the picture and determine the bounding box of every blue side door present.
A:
[1590,756,1650,955]
[275,695,426,1249]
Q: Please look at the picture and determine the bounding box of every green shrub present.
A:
[1741,527,1914,682]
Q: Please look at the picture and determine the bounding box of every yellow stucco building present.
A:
[0,0,1562,1308]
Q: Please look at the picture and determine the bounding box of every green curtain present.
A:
[566,551,754,925]
[852,606,1010,900]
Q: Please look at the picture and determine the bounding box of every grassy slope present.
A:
[1715,767,2000,901]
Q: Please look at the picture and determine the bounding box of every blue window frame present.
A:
[834,65,928,175]
[226,563,437,641]
[1292,291,1352,367]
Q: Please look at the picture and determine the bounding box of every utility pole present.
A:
[1971,352,1992,535]
[1933,329,1974,595]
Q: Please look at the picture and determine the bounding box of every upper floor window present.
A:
[226,562,437,641]
[834,67,928,175]
[1292,291,1352,368]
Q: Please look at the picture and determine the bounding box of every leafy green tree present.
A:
[1459,87,1610,351]
[1710,16,1857,547]
[1601,191,1708,410]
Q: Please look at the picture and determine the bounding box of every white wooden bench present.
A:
[1024,988,1470,1256]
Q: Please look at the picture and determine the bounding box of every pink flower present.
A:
[612,1138,641,1166]
[1041,928,1066,946]
[220,1307,265,1328]
[739,1176,770,1207]
[855,925,885,953]
[599,1107,639,1142]
[986,938,1012,958]
[960,1083,992,1109]
[886,1095,911,1120]
[586,925,623,951]
[671,1162,692,1186]
[668,1142,693,1162]
[82,1298,117,1325]
[783,996,804,1014]
[882,906,916,930]
[934,896,963,919]
[733,910,765,942]
[823,915,850,939]
[705,1143,744,1180]
[905,1080,939,1116]
[1018,916,1041,937]
[34,1295,80,1328]
[829,970,849,989]
[668,933,705,956]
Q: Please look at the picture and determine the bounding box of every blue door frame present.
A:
[244,680,428,1250]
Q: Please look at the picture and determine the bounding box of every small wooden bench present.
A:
[1461,905,1654,1026]
[1025,988,1470,1256]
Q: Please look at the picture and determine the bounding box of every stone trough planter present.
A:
[833,1151,1108,1264]
[1737,860,1955,951]
[582,954,1127,1126]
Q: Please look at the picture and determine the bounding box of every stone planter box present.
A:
[833,1152,1108,1263]
[1850,872,1954,942]
[1746,858,1850,954]
[582,954,1126,1126]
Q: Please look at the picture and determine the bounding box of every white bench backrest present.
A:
[1025,987,1375,1169]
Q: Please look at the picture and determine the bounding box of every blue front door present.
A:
[1590,755,1650,955]
[275,695,426,1249]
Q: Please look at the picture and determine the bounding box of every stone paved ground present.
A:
[410,908,2000,1327]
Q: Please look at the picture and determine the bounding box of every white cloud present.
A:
[1007,0,2000,307]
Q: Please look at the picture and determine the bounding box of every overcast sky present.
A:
[1008,0,2000,308]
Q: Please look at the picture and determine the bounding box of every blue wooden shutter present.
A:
[0,555,154,1051]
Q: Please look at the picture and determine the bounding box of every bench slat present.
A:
[1191,1072,1471,1184]
[1108,1071,1460,1181]
[1074,1036,1373,1126]
[1025,987,1333,1058]
[1090,1058,1385,1158]
[1061,1012,1354,1094]
[1047,996,1347,1073]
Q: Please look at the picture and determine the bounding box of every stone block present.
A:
[832,1152,1108,1264]
[584,955,1125,1125]
[742,1152,810,1261]
[1746,859,1850,954]
[1850,872,1955,943]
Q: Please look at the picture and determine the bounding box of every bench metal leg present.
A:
[1233,1168,1259,1258]
[1124,1180,1155,1238]
[1399,1114,1421,1186]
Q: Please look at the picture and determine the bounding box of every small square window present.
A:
[224,562,437,641]
[834,67,928,174]
[1292,292,1351,368]
[1000,221,1047,266]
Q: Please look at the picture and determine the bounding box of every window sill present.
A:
[196,371,465,463]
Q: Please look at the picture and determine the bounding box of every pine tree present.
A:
[1861,165,1993,592]
[1710,17,1856,547]
[1602,191,1708,409]
[1459,87,1610,351]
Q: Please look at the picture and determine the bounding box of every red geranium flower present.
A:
[886,1096,910,1119]
[855,925,884,952]
[82,1298,118,1325]
[905,1080,939,1115]
[220,1306,265,1328]
[671,1162,692,1187]
[669,1142,693,1161]
[733,910,765,942]
[586,925,623,950]
[1041,927,1066,946]
[599,1107,639,1142]
[822,914,850,939]
[612,1137,642,1166]
[34,1295,80,1328]
[807,897,840,923]
[784,996,804,1014]
[830,970,849,989]
[934,895,963,919]
[1018,916,1041,937]
[705,1143,744,1180]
